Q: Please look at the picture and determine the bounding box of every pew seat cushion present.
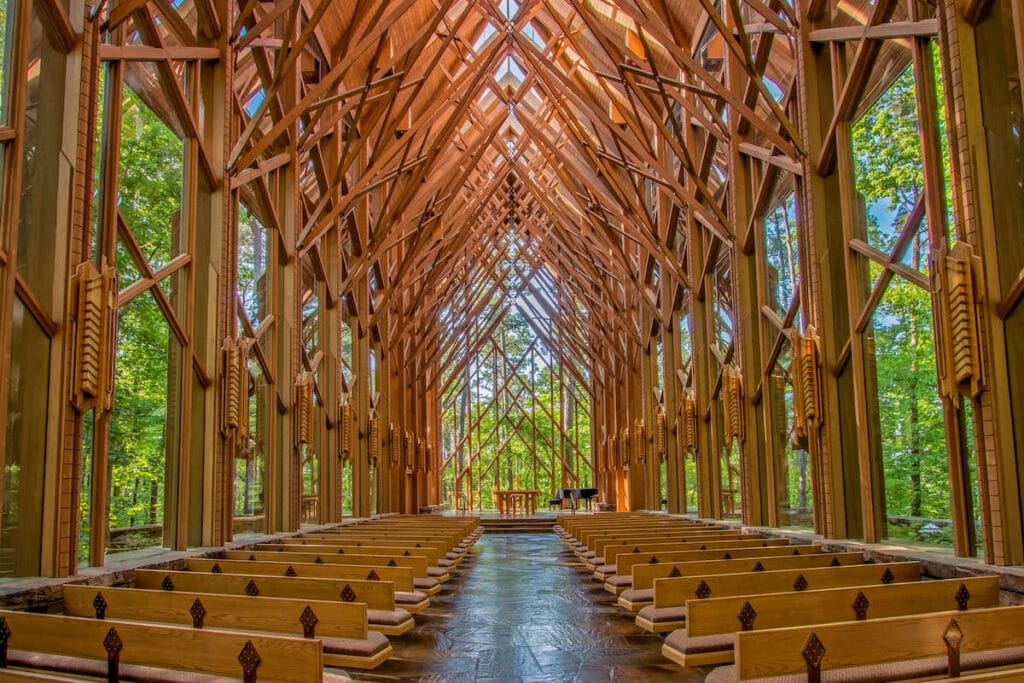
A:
[595,564,616,576]
[605,574,632,588]
[414,577,441,593]
[704,647,1024,683]
[367,608,413,626]
[582,551,597,559]
[438,558,455,568]
[619,588,654,604]
[662,629,733,658]
[636,605,687,625]
[321,630,391,658]
[11,651,231,683]
[427,567,448,578]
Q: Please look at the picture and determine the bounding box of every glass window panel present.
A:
[871,274,950,547]
[1,297,50,576]
[238,204,269,327]
[107,290,176,556]
[118,87,183,272]
[234,359,267,535]
[852,66,924,259]
[15,7,62,311]
[764,193,799,318]
[78,410,95,566]
[0,0,13,125]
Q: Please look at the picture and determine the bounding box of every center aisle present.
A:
[351,532,704,682]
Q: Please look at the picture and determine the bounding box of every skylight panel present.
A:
[499,0,520,20]
[473,23,498,52]
[522,22,544,50]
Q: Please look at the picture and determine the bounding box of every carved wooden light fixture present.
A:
[295,373,313,444]
[389,424,400,464]
[634,419,646,464]
[655,410,666,458]
[339,399,352,459]
[405,431,414,473]
[221,336,252,448]
[71,261,117,413]
[370,416,380,466]
[682,392,697,455]
[935,242,984,399]
[619,427,630,467]
[792,326,822,443]
[723,366,744,447]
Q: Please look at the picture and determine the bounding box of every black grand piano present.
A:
[555,487,599,512]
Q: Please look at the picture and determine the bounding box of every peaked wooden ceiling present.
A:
[210,0,913,385]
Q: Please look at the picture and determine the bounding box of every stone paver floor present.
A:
[342,532,708,682]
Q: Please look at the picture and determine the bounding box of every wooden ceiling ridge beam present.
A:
[366,94,502,265]
[229,0,449,170]
[235,0,291,51]
[426,299,512,382]
[372,135,507,321]
[619,0,804,157]
[297,31,507,251]
[386,191,510,346]
[512,177,635,330]
[365,0,479,161]
[132,7,218,189]
[508,303,596,413]
[440,336,543,446]
[401,227,513,348]
[516,29,732,253]
[815,0,900,176]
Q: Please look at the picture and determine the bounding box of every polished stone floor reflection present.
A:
[345,533,707,682]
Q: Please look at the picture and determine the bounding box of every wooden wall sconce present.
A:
[723,366,744,447]
[221,336,252,449]
[71,261,117,414]
[295,373,313,445]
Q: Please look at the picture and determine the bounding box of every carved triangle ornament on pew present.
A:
[737,601,757,631]
[190,598,207,628]
[852,591,869,620]
[299,605,319,638]
[93,591,108,620]
[0,617,9,667]
[802,632,825,683]
[238,640,262,683]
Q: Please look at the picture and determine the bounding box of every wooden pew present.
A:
[63,585,392,670]
[133,569,415,636]
[291,533,468,566]
[570,522,717,550]
[954,667,1024,681]
[0,610,325,682]
[185,558,434,605]
[636,561,921,634]
[256,542,455,576]
[275,539,447,566]
[589,540,786,577]
[614,545,825,605]
[580,532,748,563]
[224,550,446,591]
[0,671,84,682]
[559,518,691,544]
[292,536,458,561]
[598,548,860,585]
[663,576,1001,667]
[582,530,743,559]
[706,605,1024,682]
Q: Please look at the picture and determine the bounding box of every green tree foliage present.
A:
[106,88,182,551]
[852,63,953,539]
[440,309,593,508]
